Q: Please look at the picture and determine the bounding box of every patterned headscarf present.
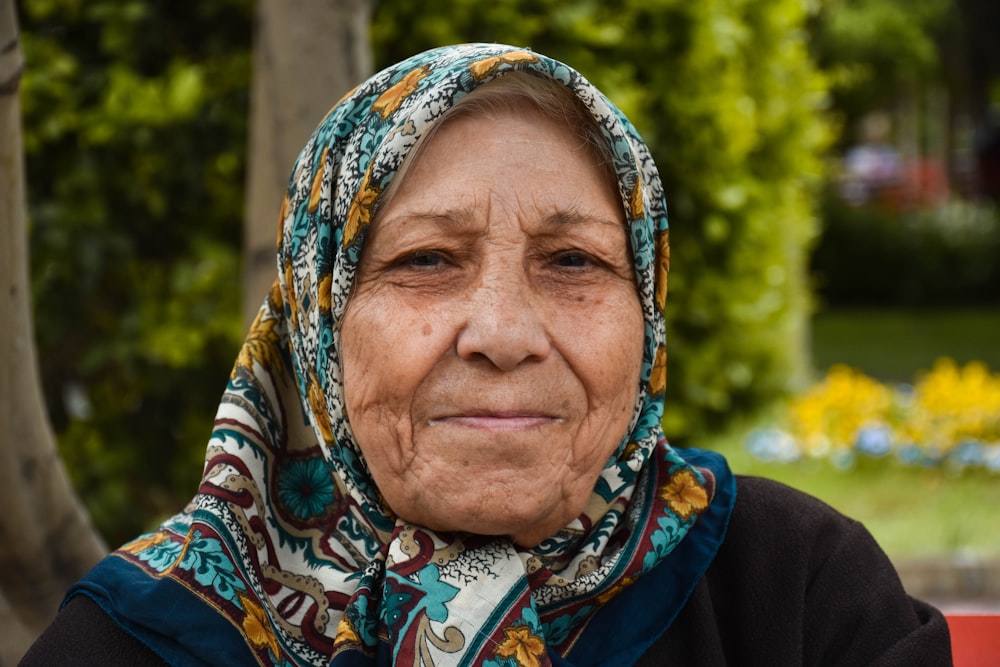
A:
[74,44,734,666]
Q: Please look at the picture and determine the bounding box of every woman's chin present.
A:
[398,496,575,549]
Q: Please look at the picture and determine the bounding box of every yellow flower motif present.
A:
[621,440,641,461]
[277,192,289,246]
[307,370,335,444]
[596,573,640,605]
[372,66,430,119]
[333,614,361,648]
[284,260,298,329]
[307,146,330,213]
[655,229,669,313]
[649,345,667,396]
[121,532,169,555]
[317,273,333,314]
[239,593,280,658]
[469,51,539,82]
[266,278,283,313]
[660,469,709,520]
[629,179,644,220]
[234,308,282,378]
[494,625,546,667]
[344,168,382,248]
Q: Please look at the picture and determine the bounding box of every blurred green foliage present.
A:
[20,0,252,545]
[809,0,952,142]
[373,0,831,440]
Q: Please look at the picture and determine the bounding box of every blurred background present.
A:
[14,0,1000,573]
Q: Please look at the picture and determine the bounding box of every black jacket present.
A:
[21,476,952,666]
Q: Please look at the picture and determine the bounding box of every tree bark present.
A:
[242,0,373,328]
[0,0,107,660]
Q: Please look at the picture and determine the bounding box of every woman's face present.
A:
[341,104,645,547]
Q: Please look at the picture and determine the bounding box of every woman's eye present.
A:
[405,251,446,269]
[553,252,593,269]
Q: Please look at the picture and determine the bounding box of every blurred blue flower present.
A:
[855,425,893,457]
[896,443,925,466]
[830,449,855,469]
[745,428,799,463]
[983,445,1000,472]
[948,440,985,468]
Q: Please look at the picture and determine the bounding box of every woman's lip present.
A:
[428,414,562,431]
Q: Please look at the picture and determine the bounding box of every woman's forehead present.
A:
[367,105,625,240]
[371,71,621,222]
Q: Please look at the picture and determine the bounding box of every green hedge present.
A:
[21,0,252,545]
[813,193,1000,306]
[373,0,830,441]
[21,0,829,543]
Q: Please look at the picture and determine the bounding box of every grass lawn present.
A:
[706,424,1000,561]
[703,306,1000,561]
[811,307,1000,382]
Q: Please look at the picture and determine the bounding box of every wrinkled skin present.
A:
[341,106,644,547]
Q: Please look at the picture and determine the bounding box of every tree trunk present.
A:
[0,0,107,660]
[242,0,373,328]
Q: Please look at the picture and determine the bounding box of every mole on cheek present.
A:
[422,323,432,336]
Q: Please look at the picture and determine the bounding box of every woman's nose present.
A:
[455,272,551,371]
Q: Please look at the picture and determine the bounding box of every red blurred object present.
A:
[947,614,1000,666]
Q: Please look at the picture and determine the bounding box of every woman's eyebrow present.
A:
[542,208,624,230]
[376,206,622,234]
[377,208,478,231]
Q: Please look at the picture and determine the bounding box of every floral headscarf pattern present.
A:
[71,43,734,666]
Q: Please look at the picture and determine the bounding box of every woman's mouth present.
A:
[428,412,563,431]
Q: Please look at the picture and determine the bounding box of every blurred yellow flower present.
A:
[788,365,891,457]
[754,359,1000,472]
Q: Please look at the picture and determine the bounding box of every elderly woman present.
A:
[23,44,950,666]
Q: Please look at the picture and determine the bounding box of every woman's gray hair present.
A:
[378,71,617,211]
